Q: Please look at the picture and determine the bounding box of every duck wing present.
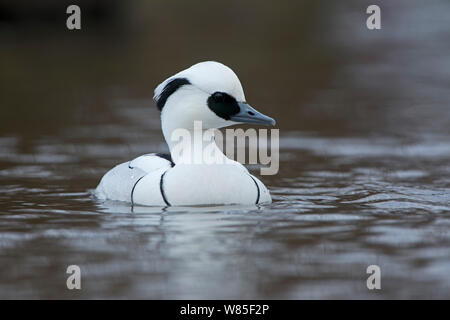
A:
[95,153,173,203]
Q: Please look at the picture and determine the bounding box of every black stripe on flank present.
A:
[131,175,145,206]
[248,175,260,204]
[160,171,171,206]
[156,78,191,111]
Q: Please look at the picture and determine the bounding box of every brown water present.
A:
[0,0,449,299]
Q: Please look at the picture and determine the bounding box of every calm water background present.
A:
[0,0,449,298]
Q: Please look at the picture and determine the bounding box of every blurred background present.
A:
[1,0,449,136]
[0,0,449,299]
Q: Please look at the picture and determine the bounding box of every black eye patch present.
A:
[207,92,240,120]
[156,77,191,111]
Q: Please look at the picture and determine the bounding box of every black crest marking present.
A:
[207,92,240,120]
[156,77,191,111]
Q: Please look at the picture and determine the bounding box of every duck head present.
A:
[154,61,275,142]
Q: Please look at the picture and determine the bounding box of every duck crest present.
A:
[155,77,191,111]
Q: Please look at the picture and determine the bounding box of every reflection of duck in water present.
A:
[95,62,275,206]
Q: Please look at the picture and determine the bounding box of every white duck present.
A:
[95,61,275,206]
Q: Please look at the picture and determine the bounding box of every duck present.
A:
[95,61,276,206]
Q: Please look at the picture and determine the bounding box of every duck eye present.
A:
[212,92,225,102]
[207,92,241,120]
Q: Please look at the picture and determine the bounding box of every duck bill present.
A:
[230,102,276,126]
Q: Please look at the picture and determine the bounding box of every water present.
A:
[1,104,449,299]
[1,0,450,299]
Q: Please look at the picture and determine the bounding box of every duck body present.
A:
[95,153,271,206]
[95,61,275,207]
